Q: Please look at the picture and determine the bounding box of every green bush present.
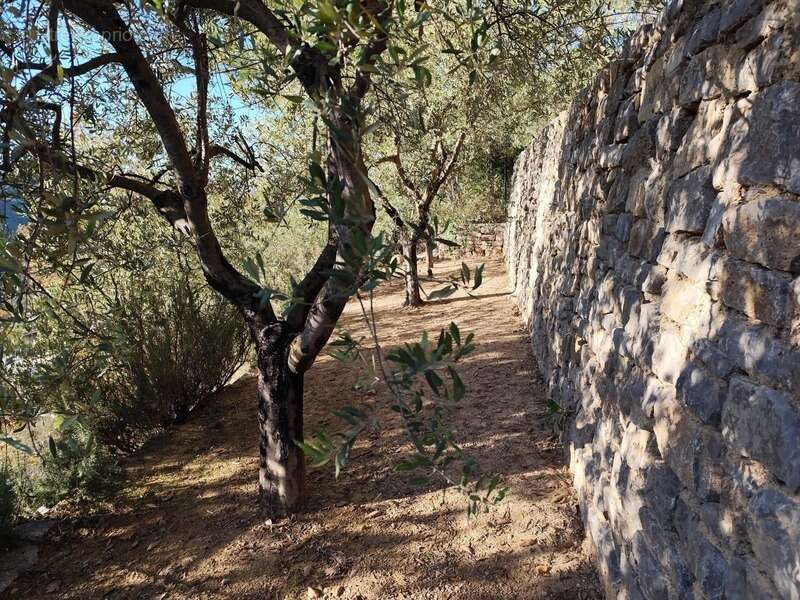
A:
[35,423,122,506]
[109,274,250,429]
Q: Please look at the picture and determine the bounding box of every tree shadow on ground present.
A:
[4,260,600,600]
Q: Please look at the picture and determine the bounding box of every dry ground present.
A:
[4,259,600,600]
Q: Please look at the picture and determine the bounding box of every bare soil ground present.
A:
[4,259,600,600]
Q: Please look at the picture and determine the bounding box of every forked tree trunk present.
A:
[425,237,434,277]
[403,239,422,307]
[252,323,306,516]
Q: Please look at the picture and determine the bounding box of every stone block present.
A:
[722,377,800,491]
[686,6,721,55]
[653,389,726,501]
[639,54,667,123]
[615,213,634,243]
[673,98,726,178]
[631,532,671,599]
[702,194,727,248]
[735,32,784,93]
[655,107,693,162]
[718,0,764,37]
[642,376,677,418]
[722,196,800,273]
[626,168,649,217]
[622,121,658,172]
[673,503,728,600]
[657,234,724,282]
[734,1,787,48]
[746,489,800,599]
[712,82,800,195]
[690,339,735,379]
[665,165,716,233]
[651,321,688,385]
[642,462,681,523]
[678,44,744,106]
[714,314,800,393]
[660,276,714,332]
[615,95,641,142]
[599,144,626,169]
[629,220,667,262]
[676,361,722,425]
[719,257,791,326]
[724,555,782,600]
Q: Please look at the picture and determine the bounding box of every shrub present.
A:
[96,274,250,445]
[35,423,122,506]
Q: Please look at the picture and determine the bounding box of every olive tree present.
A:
[0,0,506,514]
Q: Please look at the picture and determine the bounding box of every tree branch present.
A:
[208,143,263,171]
[422,131,465,210]
[378,153,422,204]
[61,0,273,320]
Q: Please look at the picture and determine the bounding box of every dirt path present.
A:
[4,259,600,600]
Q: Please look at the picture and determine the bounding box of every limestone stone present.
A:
[734,1,787,48]
[660,276,713,332]
[673,504,728,600]
[655,107,693,162]
[676,361,722,424]
[626,167,650,217]
[686,6,721,55]
[735,32,784,93]
[702,194,727,248]
[714,314,800,393]
[719,257,791,326]
[718,0,764,37]
[712,82,800,195]
[673,98,726,178]
[746,489,800,599]
[657,234,724,282]
[654,391,727,500]
[629,220,666,262]
[722,377,800,491]
[651,320,688,385]
[722,196,800,273]
[690,339,734,379]
[724,556,782,600]
[678,44,744,106]
[615,95,641,142]
[665,165,716,233]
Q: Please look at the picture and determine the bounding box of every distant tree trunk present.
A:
[403,238,422,307]
[251,321,305,516]
[425,236,435,277]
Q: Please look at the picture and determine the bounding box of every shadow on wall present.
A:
[504,0,800,597]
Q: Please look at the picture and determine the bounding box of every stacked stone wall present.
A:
[438,222,505,258]
[437,223,505,257]
[504,0,800,597]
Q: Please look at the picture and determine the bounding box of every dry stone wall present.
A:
[437,222,505,258]
[504,0,800,598]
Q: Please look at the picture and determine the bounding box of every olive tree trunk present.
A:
[252,323,305,515]
[403,238,422,307]
[425,236,435,277]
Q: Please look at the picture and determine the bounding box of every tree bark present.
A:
[425,236,435,277]
[403,239,422,307]
[252,322,306,516]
